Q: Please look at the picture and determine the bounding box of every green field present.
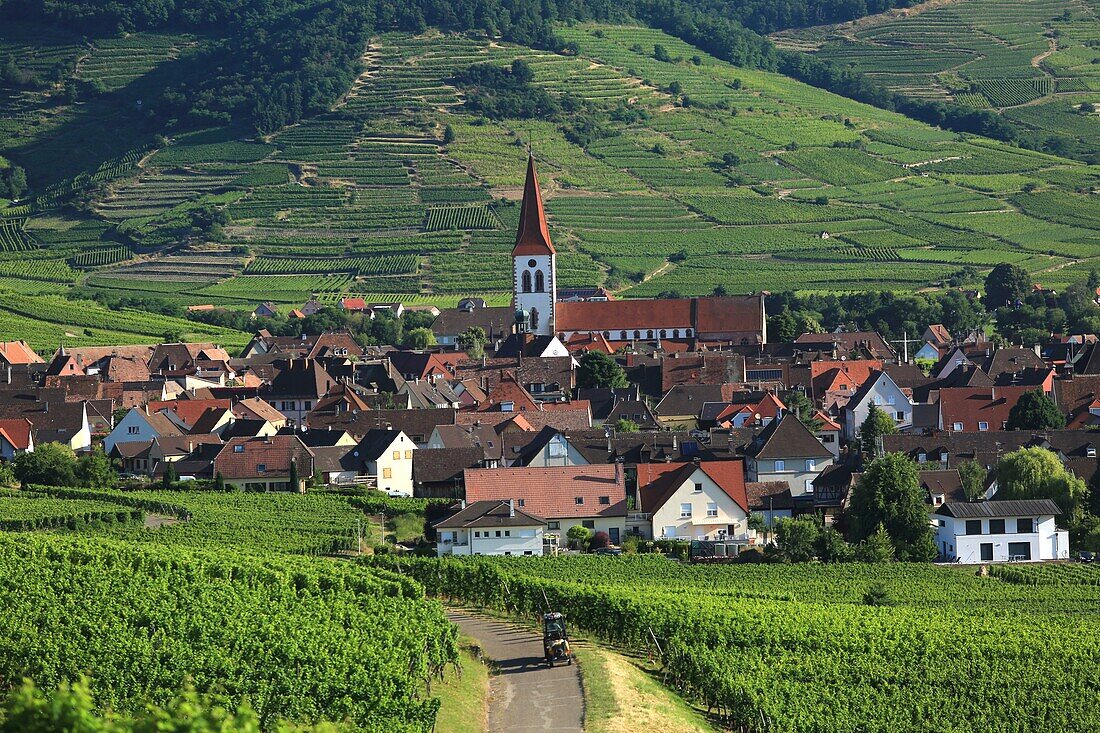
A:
[0,21,1097,342]
[378,554,1100,733]
[774,0,1100,158]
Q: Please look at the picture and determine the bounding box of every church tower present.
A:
[512,156,557,337]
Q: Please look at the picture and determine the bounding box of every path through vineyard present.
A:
[448,610,584,733]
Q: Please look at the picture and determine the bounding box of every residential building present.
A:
[745,414,834,496]
[434,500,546,557]
[0,418,33,459]
[637,460,750,541]
[464,464,628,544]
[934,499,1068,562]
[346,429,416,496]
[213,435,313,492]
[842,370,913,441]
[104,407,182,454]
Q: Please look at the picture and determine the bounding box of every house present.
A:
[813,411,842,459]
[812,464,858,525]
[413,447,485,498]
[264,359,335,426]
[921,469,968,507]
[0,341,43,367]
[213,435,313,492]
[232,397,289,428]
[434,499,546,557]
[637,460,750,542]
[340,297,368,313]
[938,386,1031,433]
[431,304,514,346]
[653,384,729,429]
[745,414,834,497]
[510,427,591,468]
[794,331,896,362]
[464,464,628,544]
[842,370,913,441]
[346,429,416,496]
[308,445,360,487]
[252,302,279,319]
[745,480,794,533]
[934,499,1068,562]
[104,407,183,454]
[0,418,33,459]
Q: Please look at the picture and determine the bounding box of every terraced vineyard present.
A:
[773,0,1100,158]
[0,20,1097,332]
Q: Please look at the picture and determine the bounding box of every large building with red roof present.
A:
[511,157,767,346]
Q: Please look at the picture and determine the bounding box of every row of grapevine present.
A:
[0,218,35,251]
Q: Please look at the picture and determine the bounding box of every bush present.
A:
[566,524,592,549]
[863,581,893,606]
[589,531,611,550]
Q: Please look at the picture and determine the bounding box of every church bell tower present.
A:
[512,156,557,337]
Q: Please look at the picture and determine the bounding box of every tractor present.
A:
[542,611,572,667]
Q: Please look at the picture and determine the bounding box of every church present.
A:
[511,157,767,347]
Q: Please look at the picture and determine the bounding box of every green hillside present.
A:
[0,20,1098,344]
[773,0,1100,160]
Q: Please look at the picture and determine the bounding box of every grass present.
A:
[574,640,717,733]
[388,512,428,544]
[433,638,490,733]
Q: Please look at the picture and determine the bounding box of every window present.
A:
[660,330,666,338]
[548,436,567,458]
[965,519,982,535]
[256,463,266,473]
[980,543,993,562]
[693,482,703,493]
[500,401,515,412]
[896,412,905,422]
[523,550,533,555]
[534,270,545,292]
[574,496,584,505]
[404,450,413,459]
[633,330,640,340]
[548,521,560,530]
[672,330,679,338]
[517,499,525,507]
[887,395,896,406]
[504,531,511,537]
[473,531,480,538]
[582,520,594,529]
[521,270,532,293]
[598,496,610,505]
[304,401,312,410]
[774,460,786,472]
[873,396,883,406]
[917,452,927,463]
[647,330,654,339]
[706,502,718,517]
[495,531,501,538]
[952,422,963,432]
[233,445,244,453]
[127,426,140,435]
[805,459,816,471]
[382,467,392,479]
[1008,542,1032,561]
[1017,518,1034,533]
[680,503,692,518]
[978,421,989,431]
[989,519,1005,534]
[392,450,401,460]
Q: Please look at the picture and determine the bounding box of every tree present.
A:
[459,326,487,359]
[996,447,1088,518]
[614,418,639,433]
[577,351,627,389]
[774,516,820,562]
[403,327,436,349]
[442,124,455,143]
[566,524,591,549]
[855,524,896,563]
[76,447,116,488]
[984,263,1031,311]
[13,443,77,486]
[588,531,611,550]
[859,404,896,456]
[816,526,854,563]
[0,462,15,488]
[1006,389,1065,430]
[957,460,988,501]
[863,581,893,606]
[783,390,823,431]
[162,461,179,489]
[848,453,935,560]
[289,460,300,492]
[770,311,799,342]
[215,471,226,491]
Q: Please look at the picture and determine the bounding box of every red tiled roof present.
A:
[464,465,626,519]
[0,341,43,365]
[939,386,1033,432]
[692,296,764,336]
[149,398,232,428]
[213,435,311,479]
[638,460,748,514]
[513,156,555,256]
[557,299,693,331]
[341,297,368,311]
[0,418,33,450]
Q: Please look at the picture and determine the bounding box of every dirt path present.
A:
[448,610,583,733]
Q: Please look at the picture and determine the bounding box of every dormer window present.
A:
[918,451,927,463]
[1088,446,1097,458]
[500,401,515,412]
[234,445,244,453]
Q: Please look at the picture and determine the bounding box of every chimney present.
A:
[460,499,467,510]
[508,498,515,517]
[614,460,622,486]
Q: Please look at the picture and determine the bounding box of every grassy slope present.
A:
[434,639,491,733]
[0,21,1097,340]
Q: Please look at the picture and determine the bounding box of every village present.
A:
[0,159,1094,565]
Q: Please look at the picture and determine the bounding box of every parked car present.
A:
[592,546,622,556]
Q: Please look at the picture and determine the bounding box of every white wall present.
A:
[844,375,912,441]
[749,456,832,498]
[514,253,556,336]
[935,514,1068,562]
[439,526,544,556]
[370,432,416,496]
[103,408,153,454]
[649,468,748,541]
[545,515,626,544]
[525,434,589,468]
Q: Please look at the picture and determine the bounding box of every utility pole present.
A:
[356,518,363,555]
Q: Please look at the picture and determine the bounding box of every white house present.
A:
[434,499,546,557]
[103,407,183,455]
[0,418,33,459]
[347,429,416,496]
[842,369,913,442]
[638,460,750,541]
[934,499,1068,562]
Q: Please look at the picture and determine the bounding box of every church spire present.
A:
[513,155,555,256]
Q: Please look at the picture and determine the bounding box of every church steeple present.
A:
[513,155,555,256]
